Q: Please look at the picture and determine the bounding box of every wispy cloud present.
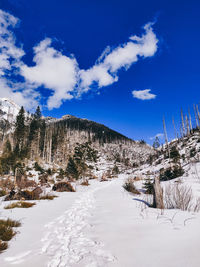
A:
[79,23,158,94]
[132,89,156,100]
[0,9,159,110]
[0,9,40,110]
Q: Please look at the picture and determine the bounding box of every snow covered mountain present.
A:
[0,98,155,168]
[0,98,21,123]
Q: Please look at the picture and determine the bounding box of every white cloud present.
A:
[21,38,78,109]
[0,9,39,110]
[132,89,156,100]
[0,78,40,110]
[150,133,164,140]
[0,8,159,110]
[79,23,158,93]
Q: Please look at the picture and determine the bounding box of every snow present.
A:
[0,168,200,266]
[0,98,21,123]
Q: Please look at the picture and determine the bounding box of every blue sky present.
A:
[0,0,200,143]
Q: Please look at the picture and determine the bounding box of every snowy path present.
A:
[0,179,117,267]
[41,181,116,267]
[1,174,200,267]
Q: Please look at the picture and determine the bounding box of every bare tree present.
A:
[185,115,190,136]
[153,176,164,209]
[193,104,199,129]
[172,117,178,139]
[163,116,170,158]
[188,108,193,133]
[181,109,186,136]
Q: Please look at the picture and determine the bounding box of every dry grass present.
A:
[0,240,8,252]
[16,178,37,189]
[89,175,98,180]
[0,177,15,191]
[0,219,21,253]
[164,183,200,212]
[4,201,36,209]
[81,180,89,186]
[39,194,57,200]
[0,219,21,228]
[0,225,15,241]
[123,178,141,195]
[0,190,7,197]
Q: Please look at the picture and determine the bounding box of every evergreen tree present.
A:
[15,106,25,144]
[153,136,160,149]
[29,106,42,141]
[143,178,154,194]
[170,146,180,163]
[3,139,12,156]
[34,106,42,120]
[66,157,79,179]
[112,165,119,175]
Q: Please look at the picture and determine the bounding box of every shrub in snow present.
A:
[112,165,119,175]
[81,180,89,186]
[160,165,184,181]
[0,189,7,197]
[5,187,43,201]
[52,181,75,192]
[34,162,44,174]
[4,201,35,209]
[164,183,200,212]
[123,178,140,195]
[0,240,8,252]
[190,147,196,158]
[0,218,21,253]
[170,146,180,163]
[143,178,154,194]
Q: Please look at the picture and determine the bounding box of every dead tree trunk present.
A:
[172,117,178,139]
[153,176,164,209]
[181,109,185,136]
[194,104,199,129]
[188,108,193,133]
[185,115,190,136]
[163,116,170,158]
[196,104,200,127]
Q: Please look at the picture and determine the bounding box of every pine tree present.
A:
[34,106,42,120]
[143,178,154,194]
[29,106,42,141]
[3,139,12,156]
[66,157,79,179]
[15,106,25,144]
[153,136,160,149]
[170,146,180,163]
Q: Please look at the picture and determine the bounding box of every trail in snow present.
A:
[41,181,116,267]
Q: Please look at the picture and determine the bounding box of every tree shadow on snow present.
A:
[133,198,151,207]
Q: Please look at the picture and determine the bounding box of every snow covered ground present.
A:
[0,169,200,266]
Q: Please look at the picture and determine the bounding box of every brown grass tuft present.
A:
[0,219,21,253]
[0,190,7,197]
[39,194,57,200]
[123,178,141,195]
[4,201,36,209]
[0,240,8,252]
[81,180,89,186]
[0,219,21,228]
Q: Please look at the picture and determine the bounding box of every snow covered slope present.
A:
[0,98,21,123]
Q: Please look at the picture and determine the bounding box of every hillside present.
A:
[1,100,200,267]
[0,98,154,169]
